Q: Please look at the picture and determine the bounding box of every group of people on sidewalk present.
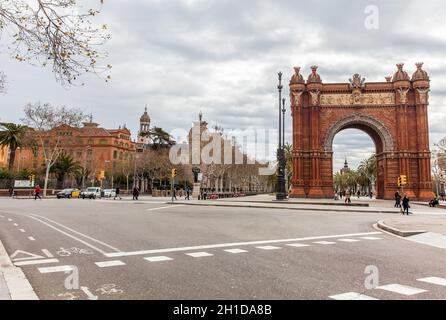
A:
[172,187,192,201]
[394,191,410,215]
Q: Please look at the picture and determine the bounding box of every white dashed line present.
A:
[361,237,382,240]
[314,241,336,245]
[95,260,126,268]
[8,218,12,222]
[28,237,36,241]
[338,239,360,243]
[286,243,310,248]
[19,229,26,233]
[377,284,427,296]
[13,223,18,227]
[15,258,60,266]
[186,252,214,258]
[417,277,446,287]
[256,246,281,250]
[38,265,74,274]
[105,231,382,258]
[144,256,174,262]
[0,215,4,218]
[329,292,379,300]
[224,249,248,254]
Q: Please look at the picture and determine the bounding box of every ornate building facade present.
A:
[289,63,434,200]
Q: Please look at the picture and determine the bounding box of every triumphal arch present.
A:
[289,63,434,200]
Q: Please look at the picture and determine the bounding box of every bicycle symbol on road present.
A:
[57,247,94,257]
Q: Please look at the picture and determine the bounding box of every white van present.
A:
[80,187,102,199]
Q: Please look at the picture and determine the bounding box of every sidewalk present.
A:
[0,240,38,300]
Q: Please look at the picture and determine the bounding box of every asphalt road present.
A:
[1,197,446,300]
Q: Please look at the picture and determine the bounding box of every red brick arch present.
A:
[289,64,434,201]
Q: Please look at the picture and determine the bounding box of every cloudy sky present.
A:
[1,0,446,172]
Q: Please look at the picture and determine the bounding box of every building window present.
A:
[124,153,128,160]
[99,139,106,145]
[119,152,123,160]
[113,150,117,159]
[88,139,94,145]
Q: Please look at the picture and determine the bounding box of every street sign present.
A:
[197,173,203,182]
[14,180,33,188]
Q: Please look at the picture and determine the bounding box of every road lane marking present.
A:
[361,237,382,240]
[38,265,73,273]
[81,287,98,300]
[10,250,44,261]
[8,218,12,221]
[42,249,54,258]
[0,215,4,218]
[29,214,121,252]
[14,258,60,266]
[13,223,18,226]
[314,241,336,245]
[186,252,213,258]
[417,277,446,287]
[95,260,126,268]
[29,216,112,255]
[19,229,26,233]
[329,292,379,300]
[105,231,382,258]
[144,256,174,262]
[224,249,248,254]
[286,243,310,248]
[338,239,360,243]
[146,205,185,211]
[28,236,36,241]
[377,284,427,296]
[256,246,281,250]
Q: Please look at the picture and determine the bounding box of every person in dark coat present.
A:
[402,195,410,215]
[394,191,401,208]
[132,186,139,200]
[114,187,121,200]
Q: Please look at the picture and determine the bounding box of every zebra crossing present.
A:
[330,276,446,300]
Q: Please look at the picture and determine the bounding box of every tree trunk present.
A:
[8,148,16,171]
[43,164,51,197]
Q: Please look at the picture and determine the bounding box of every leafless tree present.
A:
[0,0,110,85]
[22,102,88,196]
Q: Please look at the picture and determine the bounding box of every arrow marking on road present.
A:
[81,287,98,300]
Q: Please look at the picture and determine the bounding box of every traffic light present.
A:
[98,170,105,180]
[171,168,177,177]
[398,175,407,187]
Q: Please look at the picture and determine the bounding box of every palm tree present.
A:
[358,155,377,193]
[0,123,30,170]
[50,154,81,188]
[284,143,293,189]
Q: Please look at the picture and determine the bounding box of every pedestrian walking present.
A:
[402,195,410,215]
[185,187,191,200]
[132,186,139,200]
[344,190,351,204]
[173,188,177,201]
[114,187,122,200]
[357,190,361,199]
[394,191,401,208]
[34,184,42,200]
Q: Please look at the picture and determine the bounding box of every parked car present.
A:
[57,188,81,199]
[103,189,117,198]
[208,194,219,199]
[80,187,102,199]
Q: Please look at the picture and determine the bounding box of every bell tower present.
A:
[138,106,151,145]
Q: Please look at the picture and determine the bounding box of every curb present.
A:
[170,202,398,214]
[216,199,369,207]
[0,240,39,300]
[376,220,427,237]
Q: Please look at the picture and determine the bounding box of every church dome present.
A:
[392,63,410,82]
[140,107,150,123]
[307,65,322,83]
[290,67,305,84]
[412,62,429,81]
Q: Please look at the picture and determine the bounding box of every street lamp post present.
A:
[276,72,286,200]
